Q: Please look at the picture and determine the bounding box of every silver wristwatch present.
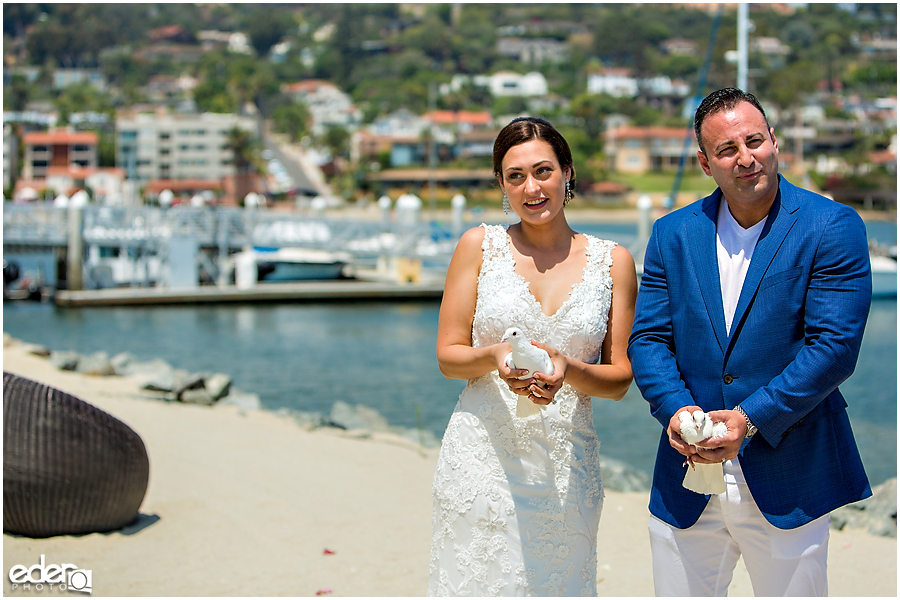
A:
[735,405,757,438]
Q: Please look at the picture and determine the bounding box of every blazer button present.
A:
[723,374,734,384]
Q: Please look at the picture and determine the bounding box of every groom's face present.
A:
[697,101,780,214]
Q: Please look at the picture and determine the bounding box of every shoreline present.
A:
[2,336,897,596]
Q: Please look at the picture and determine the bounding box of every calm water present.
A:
[2,219,896,485]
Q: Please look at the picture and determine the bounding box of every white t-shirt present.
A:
[716,198,766,336]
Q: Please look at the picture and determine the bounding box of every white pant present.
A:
[649,459,830,597]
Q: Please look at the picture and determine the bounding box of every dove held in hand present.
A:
[501,327,554,418]
[677,409,729,495]
[502,327,554,378]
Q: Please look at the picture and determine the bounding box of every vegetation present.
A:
[3,3,895,203]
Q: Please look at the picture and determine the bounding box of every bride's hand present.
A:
[496,345,531,396]
[528,342,567,405]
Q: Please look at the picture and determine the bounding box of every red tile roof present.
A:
[23,131,98,145]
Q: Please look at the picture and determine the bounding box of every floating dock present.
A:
[54,279,444,307]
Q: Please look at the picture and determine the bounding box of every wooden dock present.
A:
[54,279,444,307]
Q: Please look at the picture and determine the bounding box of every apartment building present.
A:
[21,129,98,181]
[116,111,257,183]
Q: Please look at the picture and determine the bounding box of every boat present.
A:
[870,253,897,298]
[233,247,351,288]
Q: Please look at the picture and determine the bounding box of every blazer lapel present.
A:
[689,191,729,353]
[728,175,800,344]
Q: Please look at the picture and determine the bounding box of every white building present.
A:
[282,80,362,136]
[116,111,257,183]
[487,71,548,97]
[587,69,638,97]
[441,72,549,98]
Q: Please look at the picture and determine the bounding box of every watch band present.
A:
[736,405,757,438]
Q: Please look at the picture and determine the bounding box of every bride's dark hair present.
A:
[492,117,576,194]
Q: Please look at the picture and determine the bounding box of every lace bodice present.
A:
[474,223,615,371]
[428,224,618,596]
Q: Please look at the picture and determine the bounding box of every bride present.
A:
[428,117,637,596]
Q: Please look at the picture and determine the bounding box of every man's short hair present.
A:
[694,88,770,155]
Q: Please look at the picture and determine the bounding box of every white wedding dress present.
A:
[428,224,616,596]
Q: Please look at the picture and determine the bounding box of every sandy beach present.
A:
[2,337,896,597]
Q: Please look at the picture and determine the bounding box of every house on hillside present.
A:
[497,37,569,64]
[282,80,362,136]
[440,72,549,98]
[587,68,637,98]
[603,126,700,174]
[353,110,495,169]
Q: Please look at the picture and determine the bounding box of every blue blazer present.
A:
[628,175,872,530]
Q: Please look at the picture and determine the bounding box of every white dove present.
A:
[678,409,729,495]
[501,327,554,418]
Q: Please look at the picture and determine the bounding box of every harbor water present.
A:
[2,219,896,486]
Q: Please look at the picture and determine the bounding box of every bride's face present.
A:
[499,139,570,223]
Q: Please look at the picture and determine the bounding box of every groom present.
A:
[628,88,872,596]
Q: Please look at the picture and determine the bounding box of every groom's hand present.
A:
[693,409,747,463]
[666,406,703,459]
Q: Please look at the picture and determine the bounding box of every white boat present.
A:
[233,247,350,288]
[870,254,897,298]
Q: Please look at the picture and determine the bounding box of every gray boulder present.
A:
[139,367,188,393]
[48,350,81,371]
[113,355,174,377]
[76,351,115,376]
[831,478,897,537]
[330,400,392,432]
[204,373,232,401]
[22,342,51,357]
[180,388,217,406]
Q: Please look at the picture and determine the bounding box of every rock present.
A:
[174,372,206,397]
[330,400,392,432]
[831,478,897,537]
[180,388,216,406]
[598,455,652,493]
[204,373,232,401]
[48,350,81,371]
[109,352,137,375]
[139,367,187,393]
[76,351,115,376]
[22,342,51,357]
[115,355,174,377]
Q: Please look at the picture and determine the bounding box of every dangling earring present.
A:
[502,191,510,214]
[564,180,573,205]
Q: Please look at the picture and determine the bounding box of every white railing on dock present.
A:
[3,203,460,278]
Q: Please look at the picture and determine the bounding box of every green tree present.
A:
[6,74,31,111]
[193,77,235,114]
[272,103,310,143]
[245,7,294,57]
[322,126,350,159]
[225,126,261,205]
[757,60,821,109]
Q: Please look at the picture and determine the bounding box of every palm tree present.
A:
[225,126,262,206]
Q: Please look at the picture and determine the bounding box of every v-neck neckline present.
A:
[504,230,594,319]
